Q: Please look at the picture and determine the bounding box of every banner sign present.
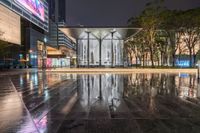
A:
[14,0,45,21]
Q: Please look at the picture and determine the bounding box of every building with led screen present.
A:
[0,0,49,68]
[0,0,48,31]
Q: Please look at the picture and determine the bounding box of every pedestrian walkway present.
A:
[0,77,39,133]
[43,68,197,74]
[1,71,200,133]
[10,72,78,133]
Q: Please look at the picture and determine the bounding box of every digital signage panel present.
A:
[14,0,45,21]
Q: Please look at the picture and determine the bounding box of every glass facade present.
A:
[77,30,124,67]
[48,20,58,47]
[58,23,76,50]
[46,58,70,68]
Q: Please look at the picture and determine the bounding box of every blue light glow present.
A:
[179,73,189,78]
[176,60,190,67]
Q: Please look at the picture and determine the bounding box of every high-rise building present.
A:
[0,0,49,68]
[47,0,77,67]
[58,0,66,23]
[48,0,66,24]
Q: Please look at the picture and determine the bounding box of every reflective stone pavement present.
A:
[1,71,200,133]
[0,77,38,133]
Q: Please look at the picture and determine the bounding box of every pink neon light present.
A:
[46,58,52,67]
[14,0,45,21]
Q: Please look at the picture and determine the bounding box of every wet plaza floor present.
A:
[1,71,200,133]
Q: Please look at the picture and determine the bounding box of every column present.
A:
[86,32,90,67]
[122,40,124,67]
[111,32,114,67]
[76,39,79,68]
[99,38,102,67]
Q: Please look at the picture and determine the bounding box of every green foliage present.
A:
[127,0,200,68]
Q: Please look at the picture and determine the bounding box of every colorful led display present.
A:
[14,0,45,21]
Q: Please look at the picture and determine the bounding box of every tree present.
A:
[125,32,148,67]
[160,8,200,67]
[124,40,134,66]
[180,8,200,67]
[155,31,169,66]
[159,10,180,66]
[129,0,165,67]
[133,33,149,67]
[128,1,200,67]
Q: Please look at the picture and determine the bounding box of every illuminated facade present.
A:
[0,0,49,68]
[0,0,49,31]
[77,29,125,67]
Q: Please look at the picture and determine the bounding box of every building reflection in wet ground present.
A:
[0,72,200,133]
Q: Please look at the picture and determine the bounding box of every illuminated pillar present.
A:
[99,38,102,67]
[86,32,90,67]
[111,31,115,67]
[76,39,79,68]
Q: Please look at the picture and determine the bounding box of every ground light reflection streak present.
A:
[61,92,78,114]
[35,116,48,133]
[4,72,200,132]
[35,92,78,133]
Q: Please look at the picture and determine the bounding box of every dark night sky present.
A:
[65,0,200,26]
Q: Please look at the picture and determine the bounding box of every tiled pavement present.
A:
[1,72,200,133]
[10,73,78,133]
[0,72,78,133]
[0,77,38,133]
[55,98,200,133]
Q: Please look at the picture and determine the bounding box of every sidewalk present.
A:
[0,68,38,76]
[0,77,39,133]
[42,68,198,74]
[0,68,197,75]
